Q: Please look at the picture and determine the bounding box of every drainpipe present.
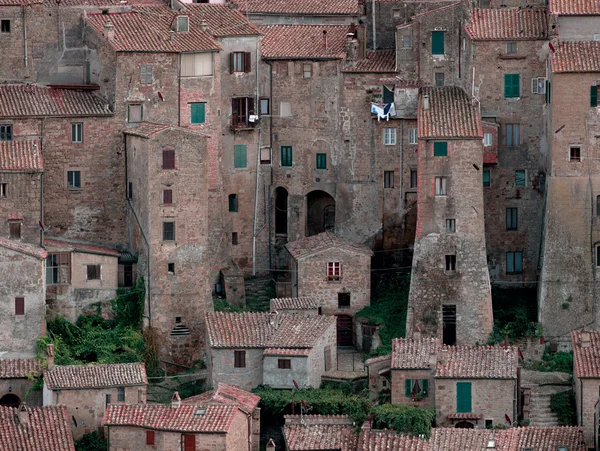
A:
[39,118,45,247]
[252,42,261,276]
[266,60,274,271]
[177,54,181,126]
[22,5,28,70]
[371,0,376,51]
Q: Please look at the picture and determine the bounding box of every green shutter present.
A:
[456,382,472,413]
[483,170,491,186]
[504,74,520,98]
[316,153,327,169]
[432,31,444,55]
[591,86,598,108]
[434,142,448,157]
[191,103,206,124]
[421,379,429,398]
[281,146,292,167]
[405,378,412,398]
[234,145,247,168]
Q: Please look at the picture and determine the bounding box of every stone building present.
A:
[549,0,600,41]
[0,358,43,408]
[43,357,147,440]
[105,393,249,451]
[406,87,493,346]
[0,237,47,357]
[364,354,391,402]
[204,311,336,390]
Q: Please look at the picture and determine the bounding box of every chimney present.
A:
[429,348,438,368]
[323,30,328,52]
[439,347,449,365]
[266,439,276,451]
[170,30,174,42]
[17,403,28,426]
[46,343,55,371]
[423,95,430,111]
[270,312,279,331]
[198,20,208,32]
[346,33,358,62]
[103,20,115,41]
[581,331,591,348]
[356,26,366,60]
[171,392,181,409]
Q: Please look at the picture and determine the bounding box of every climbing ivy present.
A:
[372,404,436,438]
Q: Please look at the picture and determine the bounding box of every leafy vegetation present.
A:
[74,432,107,451]
[487,287,542,344]
[527,348,573,373]
[372,404,436,438]
[213,299,245,313]
[550,390,577,426]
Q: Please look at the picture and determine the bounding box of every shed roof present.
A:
[343,50,396,73]
[572,330,600,377]
[435,345,518,379]
[284,423,359,451]
[0,358,42,378]
[182,383,260,413]
[0,237,47,260]
[550,0,600,15]
[44,238,120,257]
[236,0,359,16]
[44,362,147,389]
[285,231,373,260]
[550,41,600,73]
[270,297,319,312]
[391,338,440,370]
[0,141,43,172]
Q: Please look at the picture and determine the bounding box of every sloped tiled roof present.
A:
[550,0,600,15]
[516,425,587,450]
[418,87,483,139]
[358,429,428,451]
[0,85,110,118]
[44,363,147,389]
[179,4,260,37]
[286,231,374,259]
[123,122,210,139]
[343,51,396,73]
[259,25,348,59]
[104,404,238,433]
[551,41,600,73]
[0,359,42,378]
[391,338,440,370]
[435,345,518,379]
[364,354,391,366]
[284,424,358,451]
[0,237,47,260]
[572,330,600,377]
[0,405,75,451]
[236,0,358,15]
[204,312,335,349]
[271,297,319,312]
[466,8,548,40]
[0,141,43,172]
[182,383,261,413]
[44,238,120,257]
[263,348,312,356]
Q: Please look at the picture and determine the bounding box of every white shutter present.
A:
[195,53,213,76]
[181,54,194,77]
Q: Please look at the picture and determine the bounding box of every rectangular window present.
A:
[506,251,523,274]
[338,292,350,308]
[260,147,271,164]
[228,194,238,212]
[181,53,213,77]
[163,149,175,169]
[384,171,394,188]
[504,74,520,98]
[184,434,195,451]
[15,297,24,315]
[393,9,401,18]
[105,394,111,406]
[234,144,247,168]
[435,72,445,87]
[230,51,251,73]
[506,124,519,147]
[445,255,456,272]
[46,253,70,284]
[303,63,312,78]
[0,183,6,198]
[9,222,21,240]
[480,0,489,7]
[383,85,394,104]
[190,102,206,124]
[402,35,411,47]
[410,169,417,188]
[117,387,125,402]
[507,42,517,54]
[234,350,246,368]
[280,101,292,117]
[278,359,291,369]
[484,133,493,146]
[163,222,175,241]
[316,153,327,169]
[408,128,417,145]
[146,431,155,445]
[383,128,396,145]
[168,263,175,274]
[260,98,270,115]
[327,262,340,282]
[515,170,526,186]
[71,123,83,143]
[485,419,493,429]
[281,146,292,167]
[434,142,448,157]
[570,146,581,161]
[506,208,518,230]
[1,20,10,33]
[232,232,238,245]
[177,15,189,32]
[86,264,101,280]
[432,31,444,55]
[128,104,142,123]
[435,177,447,196]
[232,97,255,128]
[531,77,546,94]
[483,170,491,187]
[446,219,456,233]
[67,171,81,189]
[140,64,153,84]
[0,125,12,141]
[405,378,429,398]
[163,189,173,205]
[456,382,472,413]
[591,85,598,107]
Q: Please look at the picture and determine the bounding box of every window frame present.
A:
[383,128,396,145]
[162,221,176,242]
[303,63,312,79]
[177,15,189,33]
[9,221,21,240]
[0,182,7,198]
[483,132,493,147]
[506,251,523,274]
[408,128,418,145]
[506,42,517,54]
[327,262,341,282]
[570,146,581,162]
[278,359,291,369]
[338,292,351,308]
[140,64,153,84]
[46,253,70,285]
[515,170,526,187]
[435,176,447,196]
[234,350,246,368]
[232,232,238,245]
[71,123,83,143]
[431,31,445,55]
[446,219,456,233]
[163,189,173,206]
[0,19,10,33]
[128,104,143,124]
[504,74,520,98]
[591,85,598,107]
[181,53,213,77]
[117,387,125,402]
[405,378,430,399]
[506,207,518,230]
[483,169,491,187]
[86,264,101,281]
[259,97,270,116]
[434,141,448,157]
[384,170,394,189]
[281,146,293,167]
[0,124,12,141]
[410,169,418,188]
[506,123,520,147]
[67,170,81,189]
[316,153,327,170]
[190,102,206,124]
[445,254,456,272]
[15,297,24,315]
[234,144,248,169]
[228,194,238,212]
[434,72,445,87]
[162,149,176,170]
[232,97,255,128]
[402,35,411,47]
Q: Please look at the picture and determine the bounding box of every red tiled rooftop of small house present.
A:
[418,87,483,139]
[284,423,358,451]
[0,405,75,451]
[434,345,518,379]
[285,231,374,260]
[550,41,600,73]
[259,25,349,59]
[379,76,422,87]
[0,237,47,260]
[235,0,358,16]
[44,362,147,389]
[358,429,428,451]
[0,358,42,378]
[465,8,548,41]
[182,383,261,413]
[391,338,440,370]
[44,238,120,257]
[285,414,354,425]
[183,4,261,37]
[270,297,319,312]
[516,425,586,450]
[343,51,396,73]
[364,354,391,366]
[571,330,600,377]
[123,122,211,139]
[104,403,239,433]
[0,84,111,118]
[550,0,600,15]
[7,212,23,221]
[0,140,43,172]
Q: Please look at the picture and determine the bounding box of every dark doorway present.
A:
[336,315,353,346]
[306,190,335,236]
[0,394,20,407]
[362,324,376,353]
[275,187,288,236]
[443,305,457,346]
[455,421,474,429]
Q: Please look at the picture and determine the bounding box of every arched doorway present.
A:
[455,421,474,429]
[306,190,335,237]
[0,394,20,407]
[275,187,288,236]
[336,315,353,347]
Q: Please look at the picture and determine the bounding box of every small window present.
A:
[303,64,312,78]
[15,297,24,315]
[230,51,251,73]
[393,9,401,18]
[591,85,598,107]
[181,53,213,77]
[485,419,493,429]
[232,232,238,245]
[445,255,456,272]
[570,146,581,161]
[316,153,327,169]
[506,251,523,274]
[260,147,271,164]
[327,262,340,282]
[71,123,83,143]
[0,125,12,141]
[408,128,417,145]
[432,31,444,55]
[146,430,155,445]
[163,189,173,205]
[383,85,394,104]
[410,169,418,188]
[484,133,493,146]
[506,42,517,54]
[176,316,182,324]
[0,183,6,198]
[177,15,189,32]
[506,207,518,230]
[67,171,81,189]
[117,387,125,402]
[105,394,111,406]
[140,64,153,84]
[162,149,175,169]
[128,104,142,123]
[163,222,175,241]
[127,182,133,200]
[383,128,396,145]
[434,142,448,157]
[46,253,70,284]
[167,263,175,275]
[190,102,206,124]
[480,0,489,7]
[280,101,292,117]
[338,292,351,308]
[260,98,270,115]
[402,35,411,47]
[446,219,456,233]
[483,169,491,187]
[384,171,394,188]
[557,447,568,451]
[0,20,10,33]
[234,144,247,169]
[597,195,600,216]
[87,264,101,280]
[9,222,21,240]
[435,72,445,87]
[278,359,291,369]
[229,194,238,212]
[504,74,520,98]
[281,146,293,167]
[234,350,246,368]
[435,177,447,196]
[531,77,546,94]
[515,170,526,186]
[506,124,520,147]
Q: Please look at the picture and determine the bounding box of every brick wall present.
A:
[575,377,598,447]
[0,171,42,244]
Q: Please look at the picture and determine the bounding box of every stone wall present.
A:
[307,319,337,386]
[208,348,264,391]
[391,369,434,408]
[263,355,309,388]
[575,377,598,446]
[0,170,42,245]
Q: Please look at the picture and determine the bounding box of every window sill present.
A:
[497,54,527,60]
[327,280,341,284]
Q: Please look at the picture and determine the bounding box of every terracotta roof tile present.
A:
[270,297,319,312]
[183,4,260,36]
[284,424,358,450]
[44,238,120,257]
[259,25,348,59]
[0,359,42,378]
[236,0,358,15]
[44,363,147,389]
[0,405,75,451]
[358,429,428,451]
[418,87,483,139]
[435,345,518,379]
[466,8,548,40]
[0,85,110,118]
[0,141,43,172]
[263,348,312,356]
[285,231,374,259]
[516,425,586,450]
[551,41,600,73]
[204,312,335,348]
[550,0,600,15]
[7,212,23,221]
[343,51,396,73]
[572,330,600,377]
[364,354,391,366]
[285,415,354,425]
[182,383,261,413]
[0,237,47,260]
[104,403,238,433]
[124,121,210,139]
[391,338,440,369]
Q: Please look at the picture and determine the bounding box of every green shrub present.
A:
[550,391,577,426]
[371,404,435,438]
[487,287,540,344]
[528,348,573,373]
[75,431,107,451]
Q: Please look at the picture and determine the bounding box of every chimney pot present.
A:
[199,20,208,32]
[439,347,449,365]
[46,344,55,371]
[171,392,181,409]
[103,20,115,41]
[17,404,27,426]
[423,94,430,111]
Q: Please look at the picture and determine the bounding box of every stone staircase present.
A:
[525,384,571,427]
[244,276,275,312]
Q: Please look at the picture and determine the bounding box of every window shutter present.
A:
[432,31,444,55]
[146,430,155,445]
[15,297,24,315]
[191,103,205,124]
[405,378,412,397]
[422,378,429,397]
[229,52,234,74]
[504,74,511,97]
[163,149,175,169]
[248,97,255,116]
[456,382,472,413]
[232,98,239,120]
[234,145,247,168]
[592,86,598,107]
[434,142,448,156]
[163,189,173,205]
[184,434,196,451]
[244,52,252,73]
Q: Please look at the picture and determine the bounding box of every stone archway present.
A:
[306,190,335,237]
[0,394,21,407]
